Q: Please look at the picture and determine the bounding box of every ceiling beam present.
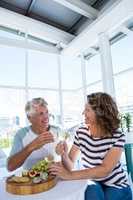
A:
[0,7,75,46]
[120,26,133,36]
[84,47,98,57]
[0,0,25,14]
[62,0,133,56]
[29,12,68,31]
[25,0,36,16]
[0,36,60,54]
[52,0,99,19]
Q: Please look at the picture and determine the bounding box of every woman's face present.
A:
[83,103,96,127]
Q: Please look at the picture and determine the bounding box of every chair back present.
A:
[125,143,133,182]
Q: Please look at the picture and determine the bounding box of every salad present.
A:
[21,157,53,183]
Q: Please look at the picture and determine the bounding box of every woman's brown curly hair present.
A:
[87,92,120,137]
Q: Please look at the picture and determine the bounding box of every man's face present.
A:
[29,105,49,130]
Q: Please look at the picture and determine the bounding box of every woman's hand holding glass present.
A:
[48,162,72,180]
[56,141,68,156]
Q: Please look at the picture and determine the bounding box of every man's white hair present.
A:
[25,97,48,117]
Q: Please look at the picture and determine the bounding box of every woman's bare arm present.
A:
[62,144,80,170]
[49,147,123,180]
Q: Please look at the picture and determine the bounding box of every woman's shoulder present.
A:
[111,130,125,145]
[76,125,90,136]
[77,125,88,131]
[112,130,125,138]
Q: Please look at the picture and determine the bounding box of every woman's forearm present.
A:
[61,153,74,171]
[70,164,110,180]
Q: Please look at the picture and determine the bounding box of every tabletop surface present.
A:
[0,178,87,200]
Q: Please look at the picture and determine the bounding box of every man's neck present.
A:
[31,125,50,135]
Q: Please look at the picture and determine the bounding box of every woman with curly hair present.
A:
[49,92,132,200]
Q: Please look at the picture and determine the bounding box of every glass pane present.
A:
[28,51,58,89]
[86,54,102,85]
[63,90,84,129]
[61,56,82,90]
[0,45,25,86]
[114,70,133,131]
[87,81,103,94]
[0,88,26,126]
[0,88,26,157]
[111,34,133,74]
[114,70,133,107]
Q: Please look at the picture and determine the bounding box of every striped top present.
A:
[74,126,129,188]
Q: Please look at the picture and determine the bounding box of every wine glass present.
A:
[47,130,61,162]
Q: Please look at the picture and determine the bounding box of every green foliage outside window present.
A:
[120,113,132,132]
[0,137,13,148]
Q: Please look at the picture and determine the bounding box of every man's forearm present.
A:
[8,145,32,171]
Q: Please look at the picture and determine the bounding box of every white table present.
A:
[0,179,87,200]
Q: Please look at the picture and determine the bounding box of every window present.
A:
[86,54,103,93]
[87,81,103,94]
[86,54,102,85]
[111,33,133,130]
[0,45,25,86]
[28,51,59,89]
[0,88,25,157]
[114,71,133,107]
[63,90,84,128]
[61,56,82,90]
[111,34,133,74]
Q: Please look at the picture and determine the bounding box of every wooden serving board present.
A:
[6,176,57,195]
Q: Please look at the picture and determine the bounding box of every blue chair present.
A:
[124,144,133,182]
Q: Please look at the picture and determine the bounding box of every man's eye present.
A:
[40,112,48,116]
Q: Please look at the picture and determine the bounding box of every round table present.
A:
[0,179,87,200]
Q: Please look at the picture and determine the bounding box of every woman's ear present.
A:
[96,108,104,117]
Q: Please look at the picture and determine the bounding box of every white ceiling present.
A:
[0,0,101,32]
[0,0,133,56]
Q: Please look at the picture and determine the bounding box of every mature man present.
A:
[7,97,60,171]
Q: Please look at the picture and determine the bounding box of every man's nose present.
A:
[82,110,85,115]
[43,113,49,118]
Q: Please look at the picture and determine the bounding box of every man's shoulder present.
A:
[15,126,30,138]
[50,125,61,131]
[50,125,62,136]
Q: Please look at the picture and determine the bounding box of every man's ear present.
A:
[28,116,33,124]
[27,115,31,121]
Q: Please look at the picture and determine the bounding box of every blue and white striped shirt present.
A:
[74,126,129,188]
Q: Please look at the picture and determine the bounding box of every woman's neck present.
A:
[89,124,103,138]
